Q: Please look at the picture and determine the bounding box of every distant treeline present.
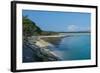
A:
[58,31,90,33]
[43,31,90,33]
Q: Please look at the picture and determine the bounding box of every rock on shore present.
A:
[23,37,61,63]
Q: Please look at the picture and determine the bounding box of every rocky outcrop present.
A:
[23,37,61,62]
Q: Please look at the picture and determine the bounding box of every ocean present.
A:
[23,34,91,62]
[52,35,91,60]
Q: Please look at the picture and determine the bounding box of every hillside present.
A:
[23,16,42,37]
[23,16,59,36]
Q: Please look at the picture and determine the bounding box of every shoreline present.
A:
[27,36,61,60]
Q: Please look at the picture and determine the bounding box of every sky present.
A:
[23,10,91,32]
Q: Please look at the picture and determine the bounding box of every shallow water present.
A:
[52,35,91,60]
[23,34,91,62]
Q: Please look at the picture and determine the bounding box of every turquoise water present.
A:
[23,34,91,62]
[52,35,91,60]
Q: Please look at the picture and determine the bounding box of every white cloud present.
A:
[67,25,78,31]
[67,25,90,31]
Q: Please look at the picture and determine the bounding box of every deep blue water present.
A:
[52,35,91,60]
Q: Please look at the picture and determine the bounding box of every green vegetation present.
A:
[23,16,42,37]
[23,16,90,37]
[23,16,59,37]
[40,31,59,35]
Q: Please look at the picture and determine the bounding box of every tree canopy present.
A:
[23,16,42,37]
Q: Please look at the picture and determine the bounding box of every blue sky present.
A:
[23,10,91,32]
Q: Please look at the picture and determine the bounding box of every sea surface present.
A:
[52,34,91,60]
[23,34,91,62]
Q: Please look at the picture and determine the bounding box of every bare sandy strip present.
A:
[35,39,53,48]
